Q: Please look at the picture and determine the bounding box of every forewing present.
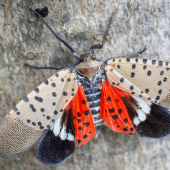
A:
[0,68,78,158]
[37,84,96,166]
[105,58,170,108]
[104,58,170,138]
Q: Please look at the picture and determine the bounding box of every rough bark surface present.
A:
[0,0,170,170]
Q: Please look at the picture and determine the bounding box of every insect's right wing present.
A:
[102,58,170,138]
[0,68,78,158]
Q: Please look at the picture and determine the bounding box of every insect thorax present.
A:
[75,59,102,81]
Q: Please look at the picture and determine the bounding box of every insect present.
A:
[0,6,170,166]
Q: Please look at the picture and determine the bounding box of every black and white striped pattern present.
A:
[77,70,104,126]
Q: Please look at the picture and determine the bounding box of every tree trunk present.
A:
[0,0,170,170]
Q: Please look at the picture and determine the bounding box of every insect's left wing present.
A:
[0,68,78,158]
[36,84,96,166]
[102,58,170,138]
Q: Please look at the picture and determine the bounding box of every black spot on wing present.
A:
[54,111,58,115]
[152,60,156,65]
[52,92,57,97]
[123,118,128,123]
[32,122,36,126]
[47,116,50,120]
[143,59,147,64]
[16,112,20,115]
[147,71,151,76]
[118,109,122,114]
[107,97,111,101]
[84,110,90,116]
[84,122,90,127]
[112,114,119,120]
[38,122,42,126]
[160,71,164,75]
[123,128,128,132]
[34,88,39,93]
[83,135,88,139]
[13,107,18,112]
[131,72,135,77]
[63,92,67,96]
[130,85,134,90]
[158,61,163,66]
[35,96,43,102]
[77,139,81,144]
[23,97,29,102]
[163,77,167,82]
[143,65,147,70]
[158,81,162,86]
[126,58,130,62]
[44,80,49,85]
[117,65,121,69]
[81,100,86,104]
[158,90,162,95]
[55,73,59,77]
[145,89,149,93]
[40,108,45,112]
[27,119,31,123]
[79,127,83,131]
[132,64,136,69]
[51,83,56,87]
[77,112,81,117]
[30,104,36,112]
[120,77,124,83]
[109,108,115,113]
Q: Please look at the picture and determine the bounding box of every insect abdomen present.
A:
[77,71,104,126]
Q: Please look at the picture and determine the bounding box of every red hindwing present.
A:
[100,80,136,134]
[66,84,96,148]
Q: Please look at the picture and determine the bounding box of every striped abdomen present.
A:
[77,69,104,126]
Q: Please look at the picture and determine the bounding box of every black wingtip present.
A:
[37,130,76,166]
[136,103,170,139]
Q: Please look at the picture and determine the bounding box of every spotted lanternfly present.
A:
[1,6,170,166]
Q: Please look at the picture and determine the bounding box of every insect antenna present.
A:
[25,64,65,70]
[30,7,79,59]
[89,15,113,54]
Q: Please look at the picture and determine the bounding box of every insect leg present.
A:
[118,47,147,58]
[89,15,113,54]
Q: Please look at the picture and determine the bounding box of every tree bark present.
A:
[0,0,170,170]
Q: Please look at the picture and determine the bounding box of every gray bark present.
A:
[0,0,170,170]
